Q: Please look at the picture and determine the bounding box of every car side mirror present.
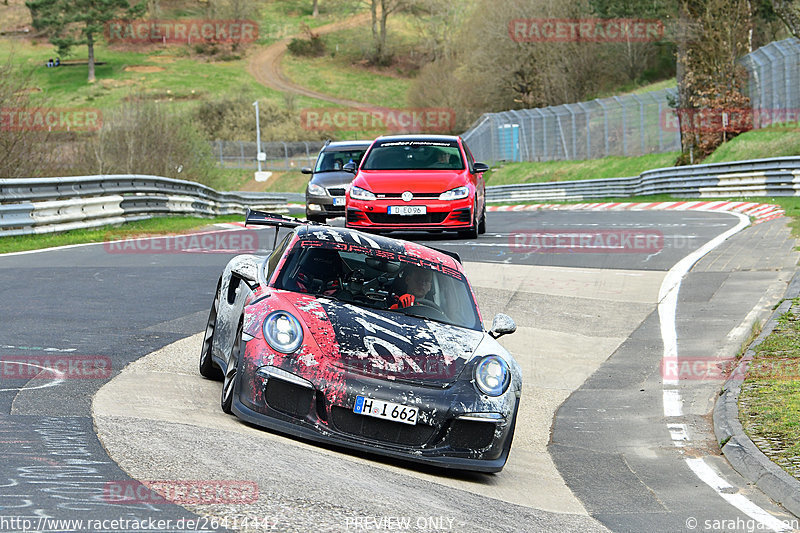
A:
[489,313,516,339]
[301,167,313,175]
[473,162,489,173]
[343,161,357,173]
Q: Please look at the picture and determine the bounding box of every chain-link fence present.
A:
[209,140,326,171]
[740,38,800,128]
[463,38,800,164]
[213,39,800,167]
[462,88,681,164]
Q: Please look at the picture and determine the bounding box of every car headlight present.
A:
[350,185,376,201]
[474,355,510,396]
[262,311,303,353]
[307,183,326,196]
[438,186,470,201]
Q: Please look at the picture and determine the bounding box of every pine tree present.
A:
[25,0,146,83]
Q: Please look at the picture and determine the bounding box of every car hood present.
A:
[311,171,355,189]
[355,170,466,194]
[281,293,484,386]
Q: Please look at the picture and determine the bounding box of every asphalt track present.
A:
[1,210,799,533]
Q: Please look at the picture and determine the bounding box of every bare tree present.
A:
[362,0,415,65]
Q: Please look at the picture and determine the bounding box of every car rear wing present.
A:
[245,209,307,229]
[245,209,329,248]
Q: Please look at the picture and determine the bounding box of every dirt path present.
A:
[247,13,373,108]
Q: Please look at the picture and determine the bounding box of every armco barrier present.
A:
[0,175,303,237]
[485,156,800,203]
[2,157,799,236]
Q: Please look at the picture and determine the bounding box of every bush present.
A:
[0,58,60,178]
[80,98,223,188]
[287,24,326,57]
[193,95,328,142]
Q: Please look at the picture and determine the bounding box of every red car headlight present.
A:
[439,186,470,201]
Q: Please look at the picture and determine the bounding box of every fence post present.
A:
[613,96,627,156]
[596,99,609,157]
[576,101,590,159]
[632,94,646,155]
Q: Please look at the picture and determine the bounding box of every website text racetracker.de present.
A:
[1,516,206,532]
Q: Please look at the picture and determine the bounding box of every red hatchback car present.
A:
[344,135,488,238]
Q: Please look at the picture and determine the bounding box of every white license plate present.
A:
[388,205,426,216]
[353,395,418,425]
[333,197,345,206]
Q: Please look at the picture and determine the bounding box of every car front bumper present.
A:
[234,358,517,473]
[345,198,474,232]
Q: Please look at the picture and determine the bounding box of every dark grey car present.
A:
[303,140,372,223]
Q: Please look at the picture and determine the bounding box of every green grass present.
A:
[739,300,800,475]
[0,215,242,254]
[703,127,800,164]
[0,38,279,111]
[281,14,417,111]
[486,152,679,185]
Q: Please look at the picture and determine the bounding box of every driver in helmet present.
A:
[390,266,433,309]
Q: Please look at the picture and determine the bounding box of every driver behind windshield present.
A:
[390,266,433,309]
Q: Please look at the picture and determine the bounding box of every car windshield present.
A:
[314,149,367,173]
[273,240,481,330]
[361,140,464,170]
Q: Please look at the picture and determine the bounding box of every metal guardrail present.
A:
[485,156,800,203]
[2,157,797,237]
[0,175,303,237]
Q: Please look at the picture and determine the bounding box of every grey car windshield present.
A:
[314,150,367,172]
[362,140,464,170]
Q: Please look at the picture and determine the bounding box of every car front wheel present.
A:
[199,284,223,380]
[221,319,244,414]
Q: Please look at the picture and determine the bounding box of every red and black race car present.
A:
[344,134,489,238]
[200,211,520,472]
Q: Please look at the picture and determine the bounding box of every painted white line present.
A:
[686,459,792,532]
[656,211,791,529]
[663,389,683,417]
[667,423,689,446]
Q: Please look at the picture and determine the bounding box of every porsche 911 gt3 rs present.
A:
[200,211,520,472]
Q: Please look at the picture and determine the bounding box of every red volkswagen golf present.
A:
[344,135,488,238]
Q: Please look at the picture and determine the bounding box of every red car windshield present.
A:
[362,140,464,171]
[274,240,481,330]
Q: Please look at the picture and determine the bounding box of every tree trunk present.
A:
[675,3,693,161]
[312,0,319,17]
[87,32,96,83]
[379,0,388,63]
[371,0,379,62]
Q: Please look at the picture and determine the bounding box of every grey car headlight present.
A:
[474,355,510,396]
[307,183,326,196]
[263,311,304,353]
